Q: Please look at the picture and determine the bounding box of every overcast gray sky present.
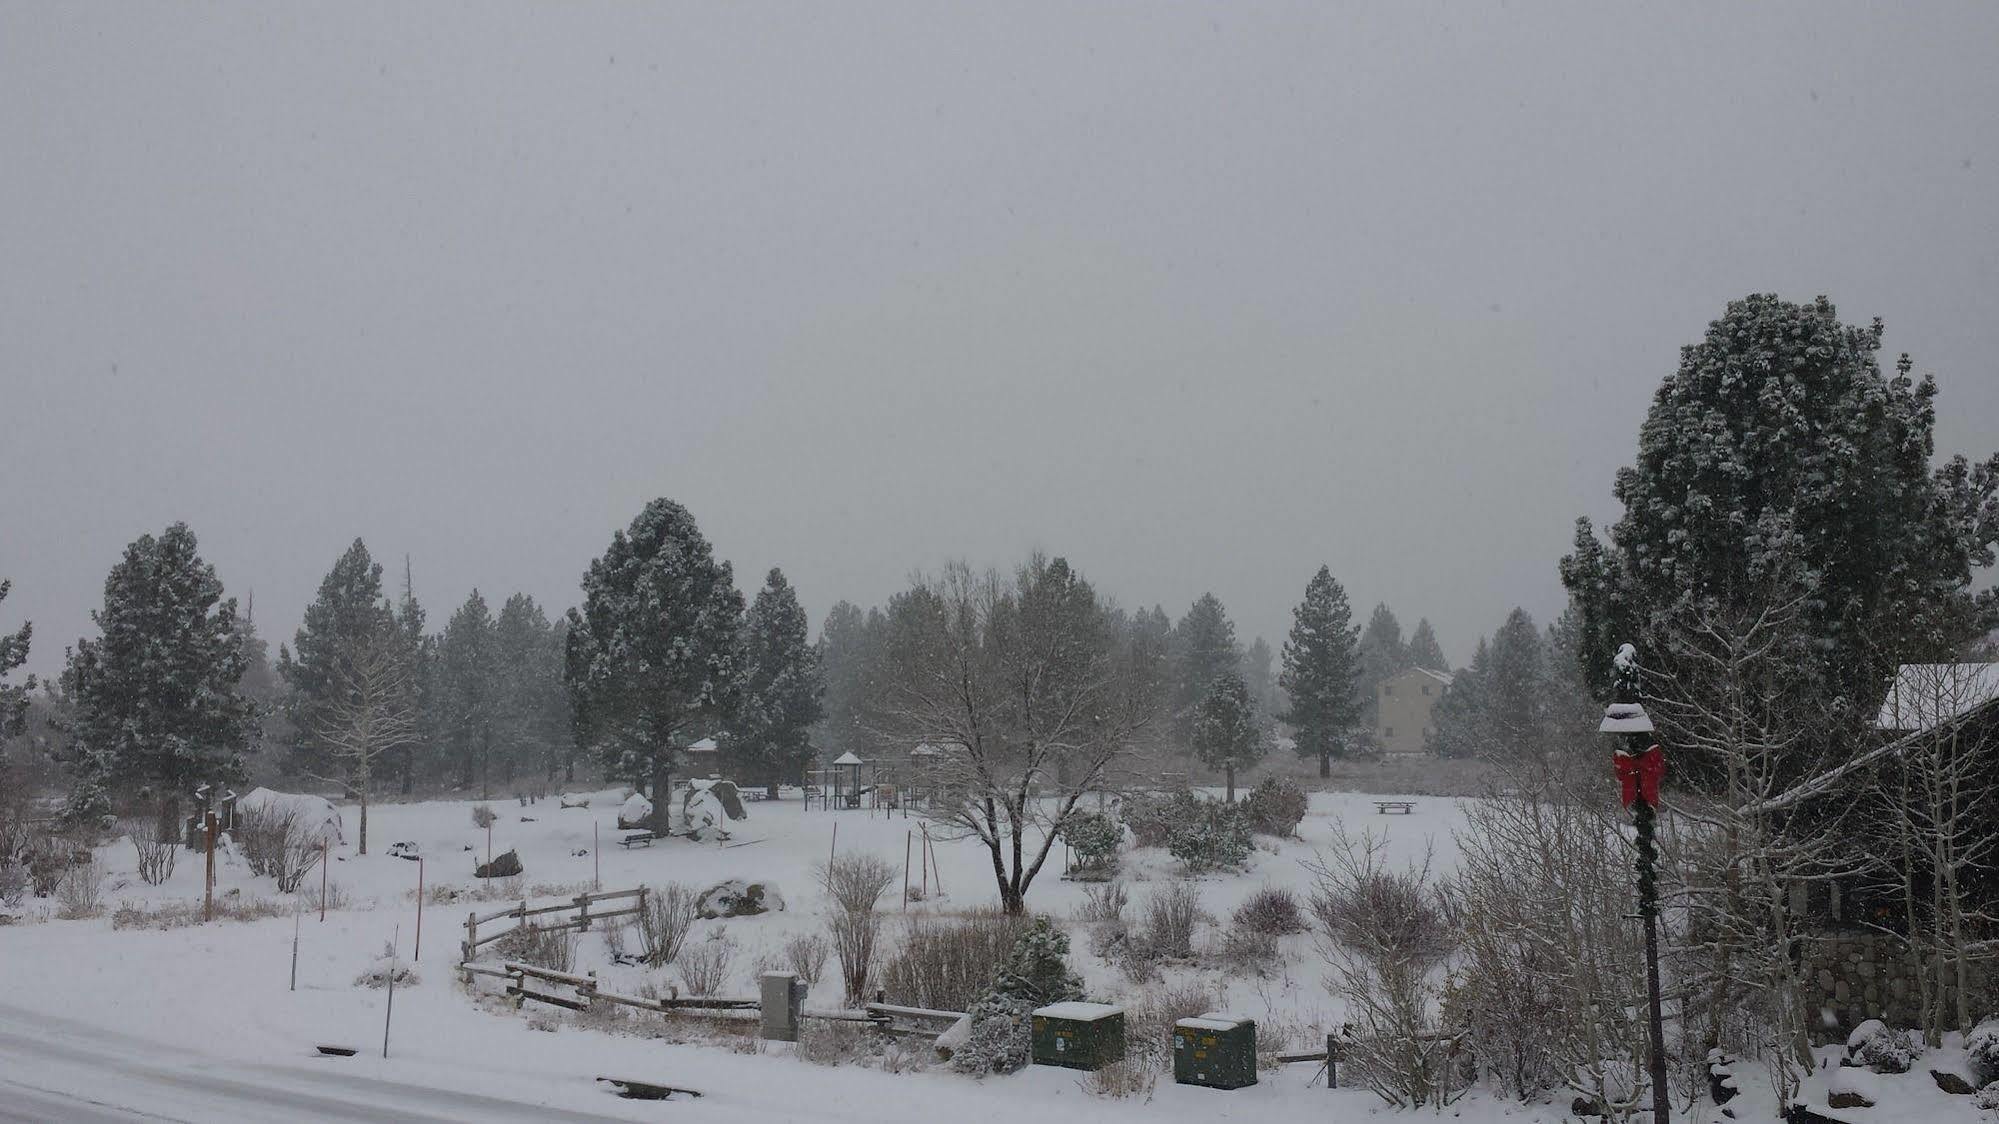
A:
[4,2,1996,679]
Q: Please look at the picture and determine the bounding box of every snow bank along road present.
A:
[0,1002,635,1123]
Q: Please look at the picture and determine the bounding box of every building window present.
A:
[1385,726,1395,738]
[1422,684,1432,696]
[1384,685,1395,697]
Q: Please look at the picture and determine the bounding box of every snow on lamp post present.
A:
[1601,643,1670,1124]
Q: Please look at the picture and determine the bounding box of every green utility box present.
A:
[1173,1012,1257,1089]
[1031,1002,1126,1071]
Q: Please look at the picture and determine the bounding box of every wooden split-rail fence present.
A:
[459,886,648,966]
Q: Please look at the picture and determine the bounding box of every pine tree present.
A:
[280,540,396,782]
[1561,295,1999,775]
[1173,593,1241,753]
[438,590,497,794]
[493,593,567,786]
[1279,566,1363,777]
[1193,671,1265,801]
[1241,636,1276,716]
[1408,618,1449,672]
[814,600,877,763]
[61,524,253,832]
[1358,603,1413,730]
[565,499,744,831]
[392,558,437,793]
[0,580,31,743]
[726,569,823,797]
[1427,635,1489,760]
[1486,608,1549,767]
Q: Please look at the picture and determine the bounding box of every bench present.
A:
[618,832,659,849]
[1374,801,1415,815]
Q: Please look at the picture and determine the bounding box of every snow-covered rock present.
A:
[617,793,653,830]
[1966,1017,1999,1086]
[695,880,782,918]
[1848,1018,1921,1073]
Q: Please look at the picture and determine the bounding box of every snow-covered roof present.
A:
[832,751,864,766]
[1034,1002,1122,1021]
[1385,666,1454,688]
[684,737,719,754]
[1877,664,1999,731]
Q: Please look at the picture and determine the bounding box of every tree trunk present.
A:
[1225,759,1236,802]
[1318,751,1331,779]
[651,760,673,834]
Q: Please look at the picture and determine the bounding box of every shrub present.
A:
[1847,1019,1920,1074]
[496,921,574,973]
[1166,801,1253,873]
[878,911,1028,1012]
[636,883,696,967]
[0,861,25,907]
[1967,1018,1999,1085]
[1119,790,1199,848]
[122,818,181,887]
[1122,980,1220,1072]
[822,854,897,1003]
[1232,886,1306,935]
[238,805,325,893]
[470,804,497,829]
[679,934,736,997]
[1310,867,1449,968]
[1061,811,1123,873]
[952,918,1085,1076]
[56,855,104,919]
[112,895,291,929]
[1242,778,1308,838]
[355,943,420,989]
[1076,880,1129,927]
[953,993,1033,1075]
[1139,881,1203,959]
[783,932,830,989]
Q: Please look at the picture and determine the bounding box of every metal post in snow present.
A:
[203,811,218,923]
[383,925,399,1059]
[593,822,600,891]
[829,821,838,867]
[319,841,329,922]
[414,856,424,961]
[291,900,300,992]
[903,830,911,910]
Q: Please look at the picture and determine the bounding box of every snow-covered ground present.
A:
[0,788,1982,1122]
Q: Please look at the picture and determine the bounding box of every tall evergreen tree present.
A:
[727,568,824,797]
[438,590,497,794]
[1427,635,1490,760]
[565,499,744,831]
[1192,671,1265,801]
[815,600,879,763]
[1561,295,1999,774]
[1172,593,1240,753]
[1485,608,1549,767]
[1240,636,1276,717]
[1279,565,1363,777]
[61,524,253,831]
[392,558,437,793]
[1408,618,1449,672]
[492,592,568,785]
[1358,603,1413,714]
[280,539,395,781]
[0,580,31,743]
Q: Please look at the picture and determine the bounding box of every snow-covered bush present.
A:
[679,934,736,996]
[1310,866,1448,969]
[636,882,696,966]
[1233,885,1306,935]
[878,910,1027,1012]
[1242,778,1308,838]
[783,932,830,989]
[354,945,419,989]
[1166,801,1253,873]
[1138,881,1203,960]
[238,804,325,893]
[0,860,25,907]
[1119,790,1198,848]
[1076,880,1128,927]
[951,917,1084,1076]
[1965,1018,1999,1086]
[55,854,104,919]
[496,921,574,973]
[1060,811,1123,875]
[1846,1019,1921,1074]
[821,854,897,1003]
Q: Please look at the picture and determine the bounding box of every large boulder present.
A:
[475,849,523,879]
[617,793,654,831]
[696,880,783,919]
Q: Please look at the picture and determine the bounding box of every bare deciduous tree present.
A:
[873,555,1148,914]
[311,625,420,855]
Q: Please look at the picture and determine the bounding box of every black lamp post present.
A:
[1602,643,1670,1124]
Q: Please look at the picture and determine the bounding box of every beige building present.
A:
[1377,666,1453,756]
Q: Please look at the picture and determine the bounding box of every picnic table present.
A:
[1374,800,1415,815]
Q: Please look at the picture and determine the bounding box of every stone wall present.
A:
[1799,933,1992,1039]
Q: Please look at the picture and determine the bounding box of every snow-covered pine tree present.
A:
[1358,603,1413,728]
[1192,671,1265,801]
[1485,608,1549,768]
[438,590,497,794]
[1561,294,1999,776]
[1172,593,1241,753]
[1407,618,1449,673]
[280,539,397,783]
[61,524,253,834]
[1240,636,1276,717]
[492,592,567,786]
[564,499,743,832]
[1279,565,1363,777]
[726,568,823,797]
[813,600,882,764]
[392,558,437,793]
[0,580,30,742]
[1426,636,1488,760]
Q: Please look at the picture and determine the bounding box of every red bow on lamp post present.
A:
[1614,744,1666,810]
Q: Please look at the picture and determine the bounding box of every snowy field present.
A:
[0,789,1975,1122]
